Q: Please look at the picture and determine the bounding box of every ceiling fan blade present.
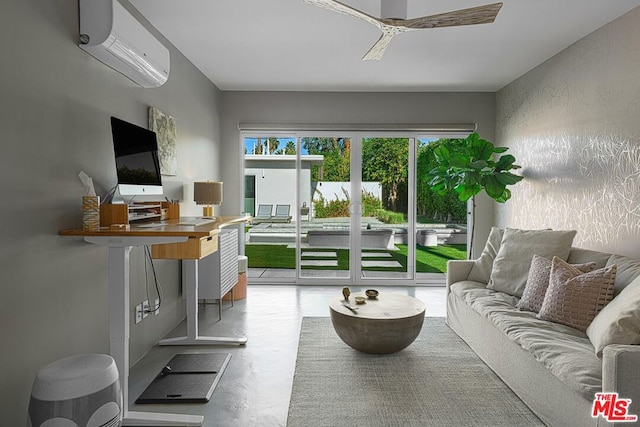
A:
[303,0,382,29]
[402,2,503,29]
[362,30,396,61]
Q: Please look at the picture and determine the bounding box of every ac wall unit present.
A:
[79,0,170,88]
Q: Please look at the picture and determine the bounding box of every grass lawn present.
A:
[244,244,466,273]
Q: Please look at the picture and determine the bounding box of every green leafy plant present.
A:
[375,209,404,224]
[428,133,522,203]
[427,133,523,257]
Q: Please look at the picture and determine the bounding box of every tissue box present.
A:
[82,196,100,230]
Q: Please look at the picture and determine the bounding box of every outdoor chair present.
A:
[252,204,273,224]
[271,204,292,223]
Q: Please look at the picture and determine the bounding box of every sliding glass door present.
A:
[242,129,469,285]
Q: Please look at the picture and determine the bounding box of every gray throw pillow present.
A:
[467,227,504,284]
[488,228,577,297]
[538,257,616,332]
[517,254,596,313]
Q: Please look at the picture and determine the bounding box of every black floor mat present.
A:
[136,353,231,403]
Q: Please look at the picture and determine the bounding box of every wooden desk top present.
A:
[59,215,251,238]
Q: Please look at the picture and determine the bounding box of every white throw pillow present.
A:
[467,227,504,284]
[587,274,640,357]
[487,228,577,297]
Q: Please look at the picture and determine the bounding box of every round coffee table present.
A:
[329,292,426,354]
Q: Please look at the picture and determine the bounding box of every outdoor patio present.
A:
[246,216,467,247]
[245,217,467,284]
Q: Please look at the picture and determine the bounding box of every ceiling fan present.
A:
[303,0,503,60]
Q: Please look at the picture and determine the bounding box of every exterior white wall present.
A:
[313,181,382,202]
[244,156,318,218]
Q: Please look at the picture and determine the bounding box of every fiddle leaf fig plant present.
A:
[428,133,523,203]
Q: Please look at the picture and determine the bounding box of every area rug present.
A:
[287,317,544,427]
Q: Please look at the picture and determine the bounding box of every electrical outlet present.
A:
[154,298,160,316]
[135,304,143,324]
[142,300,150,318]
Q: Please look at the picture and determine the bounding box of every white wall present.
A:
[495,6,640,258]
[220,91,496,257]
[0,1,222,423]
[244,166,312,215]
[314,182,382,203]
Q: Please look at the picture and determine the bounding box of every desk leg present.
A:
[158,259,247,346]
[109,246,204,426]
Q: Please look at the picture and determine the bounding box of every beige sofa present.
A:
[446,236,640,427]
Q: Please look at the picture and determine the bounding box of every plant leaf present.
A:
[470,135,494,161]
[495,172,523,185]
[468,160,489,171]
[495,188,512,203]
[484,175,506,199]
[495,154,516,171]
[493,147,509,153]
[457,184,482,201]
[433,145,450,163]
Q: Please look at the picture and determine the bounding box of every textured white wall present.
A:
[496,7,640,258]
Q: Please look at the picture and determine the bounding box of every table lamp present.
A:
[194,181,223,218]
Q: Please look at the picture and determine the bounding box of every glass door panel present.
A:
[243,135,298,280]
[299,136,352,280]
[360,137,412,281]
[415,137,468,284]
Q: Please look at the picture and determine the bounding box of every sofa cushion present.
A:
[488,228,577,297]
[450,285,602,400]
[567,247,611,269]
[503,318,602,401]
[517,255,596,313]
[587,275,640,357]
[467,227,503,284]
[538,258,616,332]
[606,254,640,295]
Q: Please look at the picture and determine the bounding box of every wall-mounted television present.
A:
[110,116,163,196]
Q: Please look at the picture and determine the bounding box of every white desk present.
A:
[60,216,250,426]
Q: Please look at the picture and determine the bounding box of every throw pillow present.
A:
[467,227,504,284]
[488,228,577,297]
[586,274,640,357]
[538,257,616,332]
[517,255,596,313]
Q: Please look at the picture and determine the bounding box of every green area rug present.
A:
[287,317,543,427]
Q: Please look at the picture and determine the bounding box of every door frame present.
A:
[240,129,472,286]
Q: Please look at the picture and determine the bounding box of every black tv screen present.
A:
[110,116,163,195]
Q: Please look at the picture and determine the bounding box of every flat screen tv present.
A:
[110,116,163,196]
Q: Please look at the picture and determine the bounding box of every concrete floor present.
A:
[128,285,446,427]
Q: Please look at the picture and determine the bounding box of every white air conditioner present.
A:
[79,0,170,88]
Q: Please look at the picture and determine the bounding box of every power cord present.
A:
[102,185,118,204]
[143,245,163,314]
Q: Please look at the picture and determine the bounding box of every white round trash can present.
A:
[28,354,122,427]
[238,255,248,274]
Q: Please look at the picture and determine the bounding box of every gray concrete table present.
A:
[329,292,426,354]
